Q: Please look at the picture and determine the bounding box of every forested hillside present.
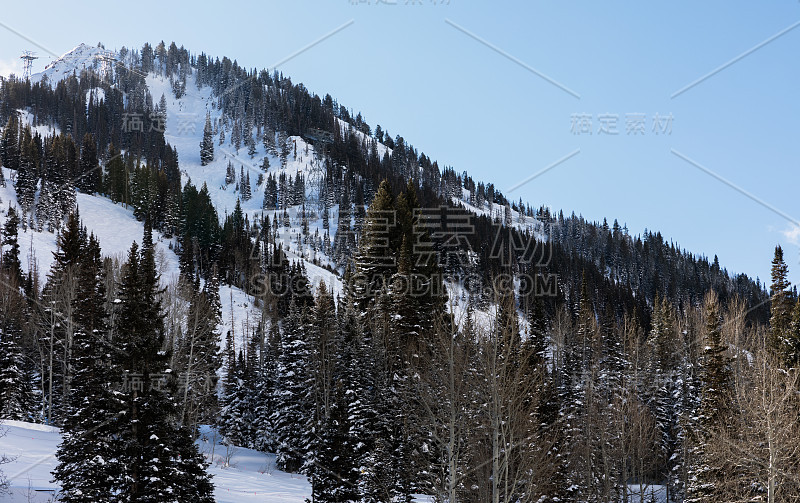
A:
[0,42,796,503]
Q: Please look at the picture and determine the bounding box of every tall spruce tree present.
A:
[52,233,126,503]
[769,246,794,365]
[354,180,395,314]
[272,300,312,473]
[78,133,100,193]
[115,223,214,502]
[1,206,23,285]
[200,112,214,166]
[686,290,732,503]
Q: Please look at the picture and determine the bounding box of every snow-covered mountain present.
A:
[0,41,768,503]
[6,42,539,342]
[31,43,109,85]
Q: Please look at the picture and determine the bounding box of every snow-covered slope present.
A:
[0,168,179,283]
[0,421,437,502]
[30,43,109,85]
[0,420,312,502]
[5,42,546,350]
[2,42,557,352]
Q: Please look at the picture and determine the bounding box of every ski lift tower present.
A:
[302,128,334,211]
[305,159,326,211]
[96,50,116,83]
[20,51,38,81]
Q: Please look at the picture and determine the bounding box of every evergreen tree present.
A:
[263,174,278,210]
[218,347,258,448]
[361,285,415,503]
[1,206,23,285]
[333,186,352,268]
[252,319,281,453]
[115,223,214,502]
[336,290,375,498]
[686,290,732,503]
[39,211,86,425]
[0,114,20,173]
[79,133,100,193]
[241,168,252,201]
[645,295,682,498]
[15,126,39,213]
[354,180,395,313]
[225,161,235,185]
[52,233,126,503]
[0,328,35,421]
[104,144,126,204]
[177,274,222,431]
[306,284,360,502]
[770,245,793,364]
[200,112,214,166]
[272,300,312,473]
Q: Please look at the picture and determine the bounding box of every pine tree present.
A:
[0,114,20,173]
[686,290,732,503]
[218,347,258,448]
[52,233,126,503]
[104,144,127,204]
[333,187,352,268]
[770,246,794,364]
[391,237,421,355]
[272,300,312,473]
[306,283,360,502]
[115,223,214,502]
[241,169,252,201]
[361,285,415,503]
[0,329,35,421]
[312,380,359,503]
[177,274,222,431]
[1,206,23,285]
[337,291,375,497]
[263,174,278,210]
[225,161,235,185]
[645,295,682,498]
[78,133,100,193]
[39,211,86,425]
[200,112,214,166]
[15,126,39,213]
[252,320,281,452]
[354,180,395,313]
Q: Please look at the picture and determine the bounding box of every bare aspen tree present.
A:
[466,285,555,503]
[708,338,800,502]
[615,316,660,502]
[411,301,474,503]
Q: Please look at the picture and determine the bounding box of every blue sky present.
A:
[1,1,799,287]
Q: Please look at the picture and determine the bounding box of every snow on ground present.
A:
[0,168,180,286]
[0,421,433,502]
[0,42,660,503]
[336,117,392,159]
[17,110,59,139]
[0,420,311,502]
[85,87,105,108]
[453,192,550,242]
[30,43,107,85]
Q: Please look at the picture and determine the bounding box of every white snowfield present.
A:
[0,420,312,502]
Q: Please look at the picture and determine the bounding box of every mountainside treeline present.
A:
[0,41,791,502]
